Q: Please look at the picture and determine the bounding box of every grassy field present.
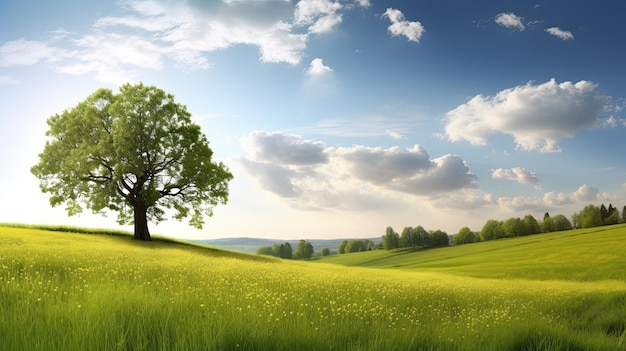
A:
[317,225,626,281]
[1,225,626,350]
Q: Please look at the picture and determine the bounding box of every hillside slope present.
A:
[317,224,626,282]
[2,225,626,350]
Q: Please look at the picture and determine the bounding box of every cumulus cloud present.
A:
[383,8,425,43]
[302,57,336,96]
[238,131,613,219]
[495,12,525,31]
[1,0,372,83]
[335,145,432,185]
[238,159,300,198]
[392,154,478,195]
[306,58,333,77]
[545,27,574,40]
[444,79,608,152]
[497,195,544,212]
[294,0,343,34]
[239,131,478,210]
[241,131,328,165]
[491,167,540,188]
[498,184,599,212]
[106,1,307,65]
[572,184,600,202]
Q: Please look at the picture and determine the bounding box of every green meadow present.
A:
[2,225,626,350]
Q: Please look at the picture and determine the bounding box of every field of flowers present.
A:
[1,226,626,350]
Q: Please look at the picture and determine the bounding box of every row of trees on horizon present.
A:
[381,226,450,251]
[256,203,624,259]
[256,240,318,259]
[382,203,625,250]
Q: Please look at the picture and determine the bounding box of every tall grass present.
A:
[0,222,133,237]
[1,226,625,350]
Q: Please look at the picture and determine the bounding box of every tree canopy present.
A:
[31,83,233,241]
[382,227,400,251]
[294,240,314,260]
[452,227,478,245]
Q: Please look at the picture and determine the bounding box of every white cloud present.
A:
[445,79,608,152]
[491,167,540,188]
[383,8,425,43]
[294,0,343,34]
[497,195,544,212]
[306,58,333,76]
[239,131,478,210]
[498,184,599,212]
[391,154,478,195]
[572,184,599,202]
[545,27,574,40]
[309,13,343,34]
[386,131,404,139]
[599,116,618,128]
[238,158,300,198]
[53,32,168,84]
[495,12,525,31]
[0,0,380,83]
[0,38,71,66]
[241,131,328,165]
[335,145,432,185]
[302,58,337,96]
[0,1,317,83]
[542,191,573,207]
[111,1,308,65]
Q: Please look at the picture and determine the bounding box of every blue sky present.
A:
[1,0,625,240]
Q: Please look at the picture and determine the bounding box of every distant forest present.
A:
[382,203,623,250]
[257,203,623,258]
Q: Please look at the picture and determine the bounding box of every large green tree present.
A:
[31,83,233,241]
[294,240,314,260]
[452,226,477,245]
[577,205,603,228]
[338,240,348,254]
[522,214,541,235]
[502,217,525,237]
[382,226,400,251]
[480,220,503,241]
[400,226,414,248]
[552,214,572,231]
[429,229,450,246]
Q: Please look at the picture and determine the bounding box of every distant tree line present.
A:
[256,240,316,260]
[381,226,449,251]
[451,203,624,246]
[338,239,379,254]
[257,203,624,258]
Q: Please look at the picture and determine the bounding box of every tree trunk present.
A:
[133,202,152,241]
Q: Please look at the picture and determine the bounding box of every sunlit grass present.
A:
[320,224,626,281]
[2,226,626,350]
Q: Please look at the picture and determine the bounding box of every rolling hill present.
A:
[2,224,626,350]
[316,224,626,281]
